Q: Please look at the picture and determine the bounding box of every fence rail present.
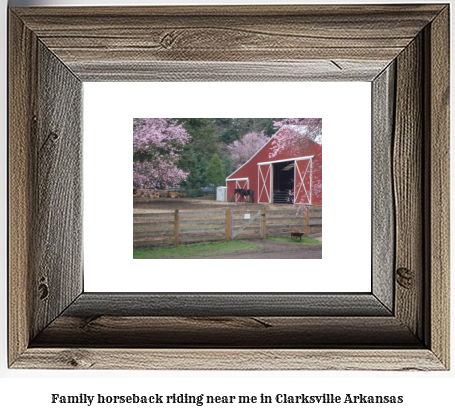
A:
[134,206,322,248]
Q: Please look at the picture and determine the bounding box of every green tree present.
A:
[212,118,281,144]
[206,154,226,189]
[179,149,208,196]
[221,153,234,177]
[178,118,219,157]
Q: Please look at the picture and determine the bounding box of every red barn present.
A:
[226,126,322,205]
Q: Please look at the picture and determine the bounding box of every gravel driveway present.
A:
[201,239,322,259]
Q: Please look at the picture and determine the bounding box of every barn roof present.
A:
[226,125,321,180]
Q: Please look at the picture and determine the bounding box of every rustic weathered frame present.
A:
[8,5,449,370]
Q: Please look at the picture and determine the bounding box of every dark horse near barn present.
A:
[234,188,254,203]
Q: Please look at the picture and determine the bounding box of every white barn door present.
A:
[294,158,313,204]
[257,164,272,203]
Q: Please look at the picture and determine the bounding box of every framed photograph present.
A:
[8,4,449,370]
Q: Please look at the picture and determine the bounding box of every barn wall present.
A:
[226,129,322,206]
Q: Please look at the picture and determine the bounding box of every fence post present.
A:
[230,210,234,240]
[225,208,231,241]
[174,210,179,246]
[260,210,263,236]
[305,207,310,237]
[262,207,267,239]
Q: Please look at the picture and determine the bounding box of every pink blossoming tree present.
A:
[270,118,322,158]
[133,118,190,189]
[227,130,269,169]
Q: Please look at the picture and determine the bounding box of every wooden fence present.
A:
[134,206,322,248]
[305,205,322,237]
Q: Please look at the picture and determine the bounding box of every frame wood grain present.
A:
[8,4,450,370]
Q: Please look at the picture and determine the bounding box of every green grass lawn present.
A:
[134,236,321,259]
[133,240,261,259]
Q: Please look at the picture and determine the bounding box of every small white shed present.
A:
[216,186,227,201]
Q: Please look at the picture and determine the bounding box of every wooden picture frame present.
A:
[8,4,449,370]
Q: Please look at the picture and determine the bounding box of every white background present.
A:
[84,82,371,292]
[1,1,454,414]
